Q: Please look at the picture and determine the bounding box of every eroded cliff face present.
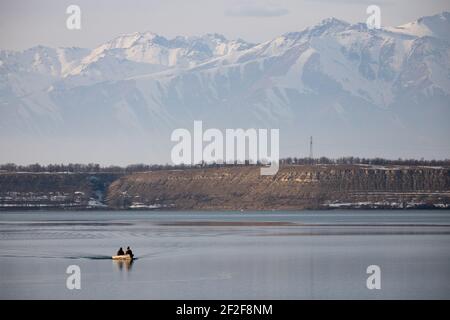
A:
[106,165,450,210]
[1,165,448,210]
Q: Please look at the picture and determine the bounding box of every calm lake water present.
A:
[0,210,449,299]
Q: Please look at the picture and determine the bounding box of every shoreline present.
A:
[1,206,450,212]
[1,165,449,211]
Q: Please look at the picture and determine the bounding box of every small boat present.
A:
[112,254,133,260]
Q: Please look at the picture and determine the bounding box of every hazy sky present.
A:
[1,0,449,50]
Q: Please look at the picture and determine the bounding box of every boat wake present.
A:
[0,253,114,260]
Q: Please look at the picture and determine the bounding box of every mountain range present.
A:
[1,12,449,164]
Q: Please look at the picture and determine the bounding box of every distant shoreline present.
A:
[1,206,449,212]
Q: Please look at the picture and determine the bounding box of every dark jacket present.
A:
[117,248,125,255]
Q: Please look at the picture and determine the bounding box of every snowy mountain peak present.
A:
[1,12,449,163]
[416,11,450,29]
[317,17,350,28]
[108,31,165,48]
[280,17,351,43]
[389,11,450,42]
[71,31,255,76]
[309,17,350,36]
[203,33,227,42]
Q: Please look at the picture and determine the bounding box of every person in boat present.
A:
[117,247,125,256]
[125,246,134,258]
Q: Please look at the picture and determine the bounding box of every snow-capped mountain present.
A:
[387,11,450,41]
[65,32,254,84]
[0,12,449,164]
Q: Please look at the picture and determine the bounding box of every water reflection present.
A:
[113,259,134,271]
[1,210,450,299]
